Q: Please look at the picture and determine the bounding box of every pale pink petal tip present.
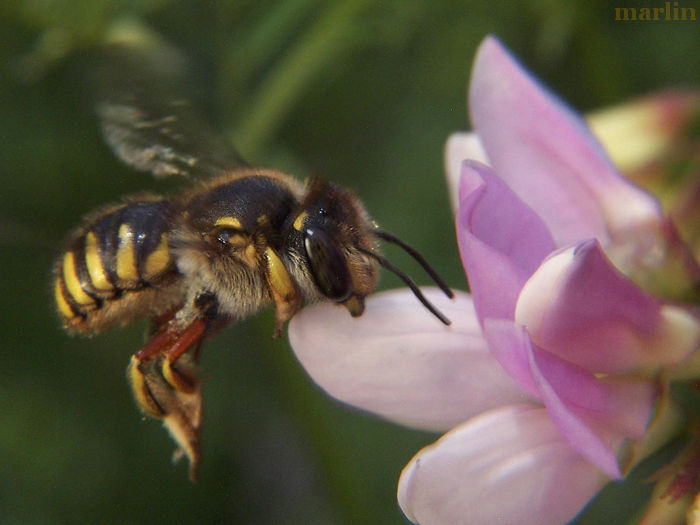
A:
[445,132,489,213]
[469,36,661,247]
[398,405,606,525]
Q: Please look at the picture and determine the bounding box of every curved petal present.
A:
[527,343,655,479]
[469,36,661,247]
[481,319,539,397]
[456,161,556,323]
[531,347,654,439]
[398,404,606,525]
[516,240,696,372]
[444,132,489,214]
[288,289,532,432]
[482,319,654,477]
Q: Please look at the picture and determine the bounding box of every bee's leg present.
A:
[159,319,207,393]
[263,247,301,337]
[127,319,206,481]
[128,326,181,418]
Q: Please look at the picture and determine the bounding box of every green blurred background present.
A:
[1,1,698,524]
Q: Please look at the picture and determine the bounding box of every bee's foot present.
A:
[127,352,202,480]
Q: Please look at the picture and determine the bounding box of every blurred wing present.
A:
[94,47,247,179]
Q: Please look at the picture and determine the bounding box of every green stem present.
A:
[230,0,371,157]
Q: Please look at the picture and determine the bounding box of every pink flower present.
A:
[288,36,700,525]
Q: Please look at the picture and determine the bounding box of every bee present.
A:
[53,46,453,480]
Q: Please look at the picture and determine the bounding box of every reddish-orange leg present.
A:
[160,320,207,392]
[134,326,178,361]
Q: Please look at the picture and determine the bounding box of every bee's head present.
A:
[292,179,454,324]
[291,179,379,317]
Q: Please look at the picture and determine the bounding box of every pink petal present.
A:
[531,347,654,438]
[481,319,539,397]
[469,36,661,247]
[516,239,693,372]
[457,161,556,323]
[398,404,606,525]
[482,319,655,478]
[444,132,489,214]
[527,343,655,479]
[288,289,532,432]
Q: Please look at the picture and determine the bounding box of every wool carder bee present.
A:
[53,47,453,479]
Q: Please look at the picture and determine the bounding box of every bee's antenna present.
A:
[358,247,452,326]
[372,229,454,299]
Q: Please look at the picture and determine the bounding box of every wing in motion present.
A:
[93,46,247,179]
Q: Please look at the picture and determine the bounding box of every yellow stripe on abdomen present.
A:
[116,224,139,282]
[62,251,95,306]
[143,233,171,280]
[85,231,114,292]
[54,278,75,319]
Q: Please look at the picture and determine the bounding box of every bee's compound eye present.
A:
[304,227,351,301]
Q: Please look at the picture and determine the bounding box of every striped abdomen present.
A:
[54,198,178,333]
